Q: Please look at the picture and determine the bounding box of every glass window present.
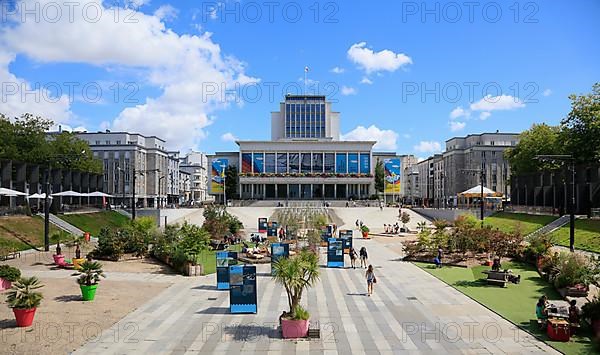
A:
[312,153,323,173]
[324,153,335,173]
[289,153,299,173]
[336,153,347,174]
[241,153,252,173]
[253,153,264,174]
[348,153,359,174]
[289,184,299,198]
[276,153,287,173]
[265,153,275,173]
[301,153,311,173]
[359,154,370,174]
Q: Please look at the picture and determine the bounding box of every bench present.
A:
[484,270,509,287]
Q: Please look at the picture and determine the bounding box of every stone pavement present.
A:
[74,220,557,354]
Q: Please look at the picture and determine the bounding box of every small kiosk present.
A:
[216,251,238,290]
[229,265,257,314]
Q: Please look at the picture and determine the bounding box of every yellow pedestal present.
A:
[72,258,86,269]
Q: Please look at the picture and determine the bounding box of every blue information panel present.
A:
[267,221,279,237]
[271,243,290,275]
[339,230,353,254]
[216,251,238,289]
[327,238,344,268]
[229,265,257,314]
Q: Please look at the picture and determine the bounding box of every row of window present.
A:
[241,152,371,174]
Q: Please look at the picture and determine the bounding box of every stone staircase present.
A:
[526,214,572,239]
[115,208,132,219]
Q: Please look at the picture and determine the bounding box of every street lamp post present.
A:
[536,155,576,252]
[131,167,160,220]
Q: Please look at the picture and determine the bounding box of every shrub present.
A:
[293,305,310,320]
[547,252,597,289]
[360,225,370,233]
[6,277,44,309]
[92,228,124,260]
[527,233,555,257]
[0,265,21,282]
[272,249,319,318]
[582,297,600,320]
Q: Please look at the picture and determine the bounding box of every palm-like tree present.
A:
[6,276,44,309]
[272,249,320,317]
[73,261,106,286]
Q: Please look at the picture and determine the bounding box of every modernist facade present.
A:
[209,95,417,200]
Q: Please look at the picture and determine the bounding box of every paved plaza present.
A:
[69,208,558,354]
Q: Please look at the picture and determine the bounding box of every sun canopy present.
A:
[0,187,27,196]
[458,185,503,198]
[86,191,114,198]
[51,190,84,197]
[27,193,52,199]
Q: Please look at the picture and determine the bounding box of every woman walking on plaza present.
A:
[365,265,376,296]
[359,247,368,268]
[349,247,358,269]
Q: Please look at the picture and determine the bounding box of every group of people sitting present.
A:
[536,295,580,332]
[490,257,521,284]
[383,223,401,234]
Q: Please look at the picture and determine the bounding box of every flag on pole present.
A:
[305,66,310,72]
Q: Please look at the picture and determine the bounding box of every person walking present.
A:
[349,247,358,269]
[359,246,368,268]
[365,265,376,296]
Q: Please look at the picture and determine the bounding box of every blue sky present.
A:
[1,0,599,157]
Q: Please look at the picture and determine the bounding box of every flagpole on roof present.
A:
[304,66,309,94]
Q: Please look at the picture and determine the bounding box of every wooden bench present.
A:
[483,270,509,287]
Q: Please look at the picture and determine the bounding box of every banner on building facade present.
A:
[211,158,228,194]
[384,158,401,194]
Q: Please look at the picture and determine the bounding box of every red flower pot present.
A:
[362,231,369,239]
[53,254,65,265]
[0,278,11,292]
[281,318,309,338]
[13,308,37,327]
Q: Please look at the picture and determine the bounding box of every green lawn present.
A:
[59,211,130,236]
[551,219,600,253]
[0,216,60,251]
[484,212,556,235]
[416,261,597,354]
[198,244,243,275]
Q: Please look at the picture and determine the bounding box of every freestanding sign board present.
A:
[267,221,278,237]
[327,238,344,268]
[270,242,290,275]
[216,251,238,289]
[258,217,268,233]
[339,230,353,254]
[229,265,257,314]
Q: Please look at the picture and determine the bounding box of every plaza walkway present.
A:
[74,207,557,354]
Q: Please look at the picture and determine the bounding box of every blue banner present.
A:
[339,230,353,253]
[327,238,344,268]
[271,242,290,275]
[216,251,238,289]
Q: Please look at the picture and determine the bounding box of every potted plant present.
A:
[360,225,370,239]
[272,249,320,338]
[73,261,105,301]
[6,276,44,327]
[0,265,21,291]
[582,297,600,338]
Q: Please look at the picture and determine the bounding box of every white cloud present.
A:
[413,141,442,153]
[543,89,552,97]
[449,121,466,132]
[221,132,237,143]
[330,67,345,74]
[154,5,179,22]
[0,0,258,150]
[469,95,525,112]
[341,125,398,151]
[360,77,373,85]
[402,133,411,139]
[479,111,491,120]
[347,42,412,74]
[341,86,357,96]
[449,106,470,119]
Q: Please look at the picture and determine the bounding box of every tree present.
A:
[401,212,411,229]
[506,123,563,175]
[49,132,102,173]
[560,83,600,163]
[224,166,238,199]
[374,160,385,193]
[272,249,320,317]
